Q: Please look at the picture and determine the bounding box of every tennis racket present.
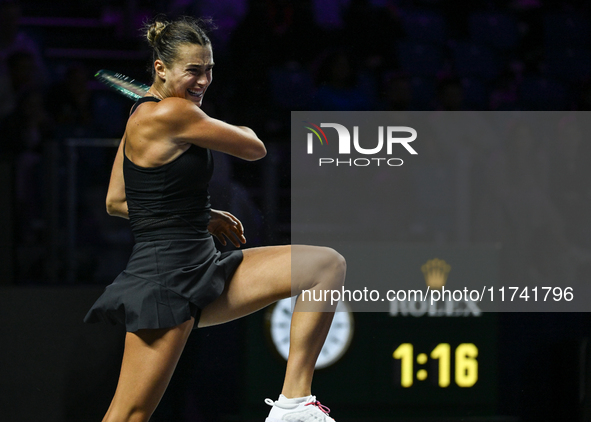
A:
[95,69,150,101]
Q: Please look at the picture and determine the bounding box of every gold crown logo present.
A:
[421,258,451,290]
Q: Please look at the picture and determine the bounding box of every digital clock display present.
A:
[393,343,478,388]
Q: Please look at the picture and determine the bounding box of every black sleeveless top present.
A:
[124,97,213,241]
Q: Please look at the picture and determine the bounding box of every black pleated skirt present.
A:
[84,237,243,332]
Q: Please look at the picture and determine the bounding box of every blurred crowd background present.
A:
[0,0,590,289]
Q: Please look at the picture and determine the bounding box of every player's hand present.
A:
[208,209,246,247]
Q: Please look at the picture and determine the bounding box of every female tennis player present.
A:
[84,16,345,422]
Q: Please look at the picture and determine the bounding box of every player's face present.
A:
[164,43,214,106]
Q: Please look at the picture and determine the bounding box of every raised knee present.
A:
[319,247,346,288]
[332,249,347,283]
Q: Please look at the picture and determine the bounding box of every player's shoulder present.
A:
[154,97,205,120]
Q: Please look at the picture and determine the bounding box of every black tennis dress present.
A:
[84,97,243,332]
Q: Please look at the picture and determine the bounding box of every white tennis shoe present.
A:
[265,394,336,422]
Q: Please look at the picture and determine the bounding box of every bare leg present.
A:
[100,245,343,421]
[281,305,335,397]
[102,318,194,422]
[199,245,346,398]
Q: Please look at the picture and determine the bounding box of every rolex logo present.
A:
[421,258,451,290]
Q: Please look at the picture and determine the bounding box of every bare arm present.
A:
[106,136,129,219]
[154,97,266,161]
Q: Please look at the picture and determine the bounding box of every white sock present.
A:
[277,394,311,404]
[268,394,317,420]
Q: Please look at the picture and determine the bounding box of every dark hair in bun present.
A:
[144,16,213,78]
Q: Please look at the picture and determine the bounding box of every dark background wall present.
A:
[0,287,124,421]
